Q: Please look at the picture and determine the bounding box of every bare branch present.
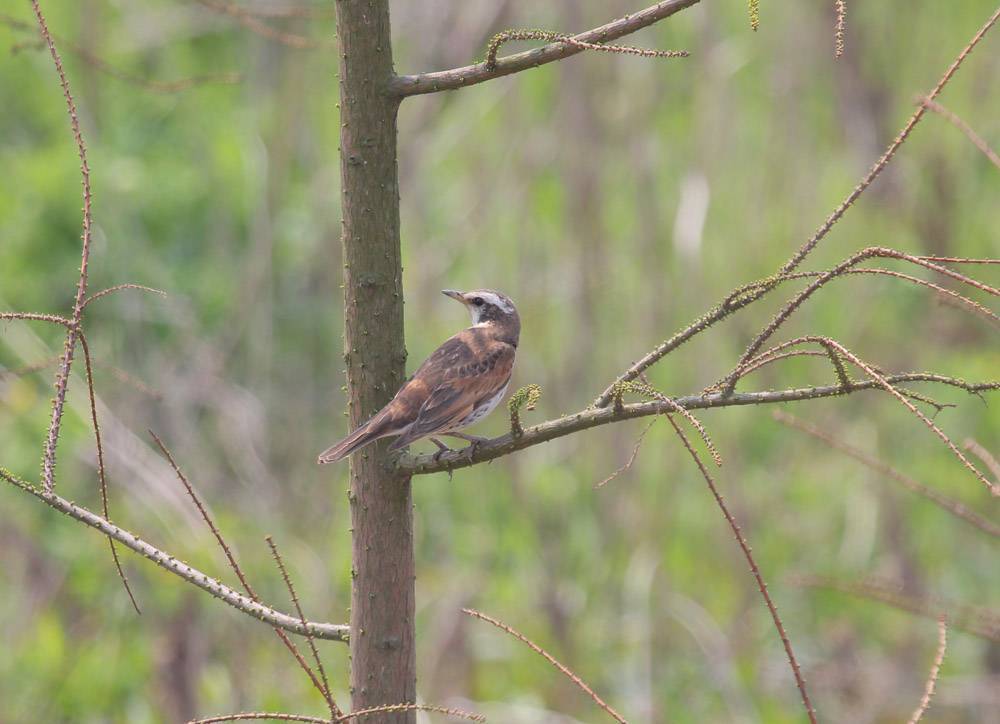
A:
[463,608,626,723]
[738,337,997,494]
[790,574,1000,641]
[907,617,948,724]
[484,29,687,70]
[149,432,341,698]
[595,419,657,489]
[666,415,818,722]
[192,0,326,48]
[834,1,846,58]
[78,331,141,613]
[82,284,166,310]
[390,0,701,97]
[190,705,487,724]
[774,411,1000,537]
[266,536,340,719]
[919,96,1000,169]
[0,468,349,641]
[964,439,1000,484]
[595,6,1000,406]
[399,375,999,475]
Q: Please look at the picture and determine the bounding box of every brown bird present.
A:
[317,289,519,464]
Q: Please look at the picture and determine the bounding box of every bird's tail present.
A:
[317,414,389,464]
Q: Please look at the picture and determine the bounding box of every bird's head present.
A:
[442,289,519,330]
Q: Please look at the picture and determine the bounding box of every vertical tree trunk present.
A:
[334,1,415,720]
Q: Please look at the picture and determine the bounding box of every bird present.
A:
[317,289,520,464]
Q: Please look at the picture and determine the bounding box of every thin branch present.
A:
[834,1,846,58]
[916,256,1000,264]
[742,337,997,494]
[666,415,817,722]
[390,0,701,97]
[190,715,329,724]
[484,29,687,70]
[398,375,999,475]
[78,331,141,613]
[191,705,487,724]
[463,608,627,723]
[919,96,1000,169]
[773,411,1000,537]
[1,13,241,92]
[791,574,1000,642]
[907,617,948,724]
[0,468,349,641]
[0,311,75,328]
[265,536,340,719]
[148,433,338,702]
[192,0,325,49]
[718,247,998,396]
[82,284,166,310]
[28,0,93,494]
[595,419,658,489]
[594,6,1000,406]
[964,439,1000,484]
[336,704,486,722]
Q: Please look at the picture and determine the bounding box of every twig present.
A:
[718,247,998,396]
[82,284,166,310]
[28,0,93,494]
[78,331,141,613]
[918,96,1000,169]
[907,617,948,724]
[595,6,1000,406]
[190,705,487,724]
[484,29,687,71]
[463,608,627,723]
[790,574,1000,641]
[0,467,349,640]
[390,0,701,97]
[773,411,1000,537]
[595,419,658,489]
[148,433,337,705]
[399,375,999,475]
[1,13,241,92]
[964,439,1000,483]
[192,0,324,49]
[743,337,997,494]
[834,1,846,58]
[664,415,817,723]
[265,536,340,719]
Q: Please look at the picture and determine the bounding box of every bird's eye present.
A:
[472,297,484,306]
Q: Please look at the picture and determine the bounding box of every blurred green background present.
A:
[1,1,998,722]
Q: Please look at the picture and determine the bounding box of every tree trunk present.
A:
[334,1,414,720]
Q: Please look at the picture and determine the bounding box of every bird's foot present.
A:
[462,439,483,463]
[430,437,454,463]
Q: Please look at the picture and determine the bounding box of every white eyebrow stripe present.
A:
[477,292,513,313]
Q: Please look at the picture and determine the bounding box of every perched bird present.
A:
[317,289,519,464]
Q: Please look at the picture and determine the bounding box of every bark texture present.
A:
[335,1,414,720]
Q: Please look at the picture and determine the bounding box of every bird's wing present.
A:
[389,341,514,448]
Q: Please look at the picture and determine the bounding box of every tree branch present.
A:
[397,375,998,475]
[0,468,350,642]
[389,0,701,97]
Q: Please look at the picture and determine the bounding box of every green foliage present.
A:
[1,1,998,722]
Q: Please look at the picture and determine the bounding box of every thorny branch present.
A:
[773,411,1000,538]
[907,617,948,724]
[790,574,1000,642]
[463,608,627,723]
[595,5,1000,406]
[0,467,349,642]
[398,375,999,475]
[390,0,701,97]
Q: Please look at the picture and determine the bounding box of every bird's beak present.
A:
[441,289,467,304]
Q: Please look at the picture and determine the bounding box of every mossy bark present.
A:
[334,1,414,720]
